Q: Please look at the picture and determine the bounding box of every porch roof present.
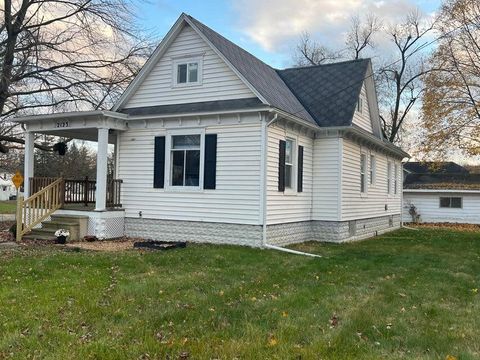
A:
[14,110,128,144]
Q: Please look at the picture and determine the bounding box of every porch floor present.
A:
[61,204,123,211]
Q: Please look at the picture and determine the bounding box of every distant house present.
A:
[0,170,15,201]
[403,162,480,224]
[14,13,408,245]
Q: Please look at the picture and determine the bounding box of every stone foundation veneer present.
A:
[125,218,263,247]
[126,215,401,247]
[267,214,402,245]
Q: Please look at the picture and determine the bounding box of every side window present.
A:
[440,197,462,208]
[285,138,295,189]
[394,164,398,195]
[387,161,392,194]
[370,155,376,185]
[360,153,366,193]
[356,97,363,113]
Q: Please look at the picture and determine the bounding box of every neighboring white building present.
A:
[0,171,15,201]
[403,162,480,224]
[15,14,408,245]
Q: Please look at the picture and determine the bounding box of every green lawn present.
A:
[0,229,479,359]
[0,200,16,214]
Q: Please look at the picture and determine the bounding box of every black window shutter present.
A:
[278,140,286,192]
[298,145,304,192]
[153,136,165,188]
[204,134,217,189]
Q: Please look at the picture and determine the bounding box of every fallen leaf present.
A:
[267,334,278,346]
[281,311,288,317]
[445,355,458,360]
[330,314,339,328]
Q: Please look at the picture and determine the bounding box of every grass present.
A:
[0,200,16,214]
[0,228,479,359]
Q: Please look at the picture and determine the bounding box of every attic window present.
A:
[173,57,202,86]
[356,97,363,113]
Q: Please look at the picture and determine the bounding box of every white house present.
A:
[14,14,408,245]
[403,162,480,224]
[0,170,16,201]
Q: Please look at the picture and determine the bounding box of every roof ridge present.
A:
[279,58,371,72]
[185,14,276,71]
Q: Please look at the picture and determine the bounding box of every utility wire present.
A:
[287,21,475,119]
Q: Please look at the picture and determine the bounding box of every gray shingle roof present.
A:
[122,98,265,116]
[187,15,316,125]
[403,162,469,174]
[277,60,370,127]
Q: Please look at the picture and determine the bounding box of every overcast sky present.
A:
[137,0,442,68]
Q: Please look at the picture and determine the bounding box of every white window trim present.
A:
[439,196,463,209]
[164,128,205,192]
[394,163,398,195]
[172,56,203,88]
[360,152,367,194]
[283,135,298,195]
[369,154,376,186]
[387,160,392,195]
[356,97,363,113]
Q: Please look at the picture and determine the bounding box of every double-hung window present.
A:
[370,155,376,185]
[171,135,201,187]
[360,154,366,193]
[285,139,295,189]
[394,164,398,195]
[387,161,392,194]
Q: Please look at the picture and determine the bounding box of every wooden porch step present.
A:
[22,215,86,242]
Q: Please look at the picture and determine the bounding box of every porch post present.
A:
[95,128,109,211]
[24,131,35,197]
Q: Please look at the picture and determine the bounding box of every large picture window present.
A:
[171,135,200,187]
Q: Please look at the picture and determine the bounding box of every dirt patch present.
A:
[65,238,138,252]
[0,221,14,242]
[406,222,480,232]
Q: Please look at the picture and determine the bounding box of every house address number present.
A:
[55,121,69,128]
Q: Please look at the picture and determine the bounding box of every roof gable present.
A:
[277,59,369,127]
[185,15,315,124]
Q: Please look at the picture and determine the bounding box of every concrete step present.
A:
[50,214,89,223]
[22,234,56,241]
[42,220,79,230]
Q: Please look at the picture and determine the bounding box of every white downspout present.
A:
[261,113,322,258]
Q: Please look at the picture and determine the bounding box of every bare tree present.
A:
[0,0,151,153]
[422,0,480,157]
[293,11,437,144]
[378,11,437,143]
[346,15,381,60]
[293,31,339,66]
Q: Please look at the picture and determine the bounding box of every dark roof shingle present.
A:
[277,60,370,127]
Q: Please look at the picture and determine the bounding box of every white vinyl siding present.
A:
[352,83,373,133]
[341,139,402,221]
[312,137,341,221]
[118,119,262,225]
[124,24,255,109]
[403,192,480,224]
[266,125,313,225]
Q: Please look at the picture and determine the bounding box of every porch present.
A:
[14,111,129,241]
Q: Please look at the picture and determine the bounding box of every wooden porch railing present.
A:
[29,177,123,208]
[16,178,64,241]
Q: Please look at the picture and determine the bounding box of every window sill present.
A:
[172,82,202,89]
[165,186,204,193]
[283,189,297,196]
